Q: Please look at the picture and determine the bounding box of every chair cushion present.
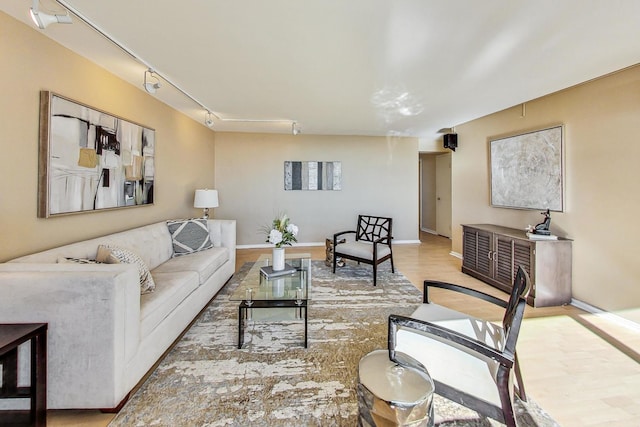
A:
[410,303,505,350]
[395,303,510,407]
[335,241,391,261]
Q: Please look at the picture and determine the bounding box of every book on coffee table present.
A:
[260,264,297,279]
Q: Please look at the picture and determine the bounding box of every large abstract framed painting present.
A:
[38,91,155,217]
[284,161,341,190]
[490,125,564,211]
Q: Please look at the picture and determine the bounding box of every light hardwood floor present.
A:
[49,232,640,426]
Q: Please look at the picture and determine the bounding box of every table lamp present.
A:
[194,189,219,219]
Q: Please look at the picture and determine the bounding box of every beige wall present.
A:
[452,65,640,322]
[0,12,215,261]
[214,132,419,246]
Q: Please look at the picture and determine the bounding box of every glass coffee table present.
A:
[231,253,311,349]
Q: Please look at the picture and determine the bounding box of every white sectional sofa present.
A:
[0,219,236,410]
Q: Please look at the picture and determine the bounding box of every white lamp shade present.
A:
[194,189,219,208]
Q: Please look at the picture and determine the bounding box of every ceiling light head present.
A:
[205,111,215,128]
[143,69,161,94]
[292,121,301,136]
[29,0,72,29]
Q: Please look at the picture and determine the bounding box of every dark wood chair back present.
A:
[502,266,531,355]
[356,215,392,243]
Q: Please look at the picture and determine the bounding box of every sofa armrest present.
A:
[208,219,236,267]
[0,263,141,408]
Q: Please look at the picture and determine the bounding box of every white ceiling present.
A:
[3,0,640,140]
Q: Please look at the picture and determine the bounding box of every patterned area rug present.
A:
[110,261,558,426]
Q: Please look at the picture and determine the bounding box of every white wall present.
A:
[214,132,419,246]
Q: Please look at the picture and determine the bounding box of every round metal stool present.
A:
[357,349,435,427]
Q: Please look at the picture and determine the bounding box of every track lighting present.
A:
[53,2,298,134]
[205,111,215,128]
[30,0,72,29]
[143,69,161,94]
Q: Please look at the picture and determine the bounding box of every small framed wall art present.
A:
[284,161,342,191]
[37,91,155,217]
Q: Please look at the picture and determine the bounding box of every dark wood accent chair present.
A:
[388,266,531,427]
[332,215,394,286]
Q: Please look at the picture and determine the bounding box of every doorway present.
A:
[419,152,451,238]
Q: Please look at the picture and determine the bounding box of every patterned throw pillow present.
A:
[166,218,214,257]
[96,245,155,294]
[57,256,102,264]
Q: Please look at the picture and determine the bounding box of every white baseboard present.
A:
[450,251,462,259]
[420,227,437,235]
[571,299,640,332]
[237,240,421,250]
[237,242,324,249]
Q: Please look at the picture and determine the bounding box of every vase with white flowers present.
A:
[264,213,299,271]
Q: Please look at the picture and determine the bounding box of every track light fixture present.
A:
[143,69,161,94]
[205,111,215,128]
[55,1,297,134]
[30,0,72,29]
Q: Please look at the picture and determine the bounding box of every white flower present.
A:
[263,213,299,248]
[286,223,299,236]
[268,229,283,245]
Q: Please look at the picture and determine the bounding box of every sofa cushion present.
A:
[140,271,200,338]
[97,245,156,294]
[152,247,229,285]
[166,219,214,257]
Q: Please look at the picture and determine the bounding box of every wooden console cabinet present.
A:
[461,224,572,307]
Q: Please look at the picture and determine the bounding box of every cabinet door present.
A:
[463,228,493,277]
[476,230,493,277]
[494,236,534,286]
[513,239,534,289]
[494,235,514,285]
[462,228,477,270]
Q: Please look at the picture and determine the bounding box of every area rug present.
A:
[109,261,558,427]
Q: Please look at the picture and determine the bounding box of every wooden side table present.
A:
[0,323,47,427]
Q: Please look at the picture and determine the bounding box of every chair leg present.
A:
[372,264,377,286]
[514,352,527,401]
[496,367,517,427]
[332,250,337,274]
[390,252,395,273]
